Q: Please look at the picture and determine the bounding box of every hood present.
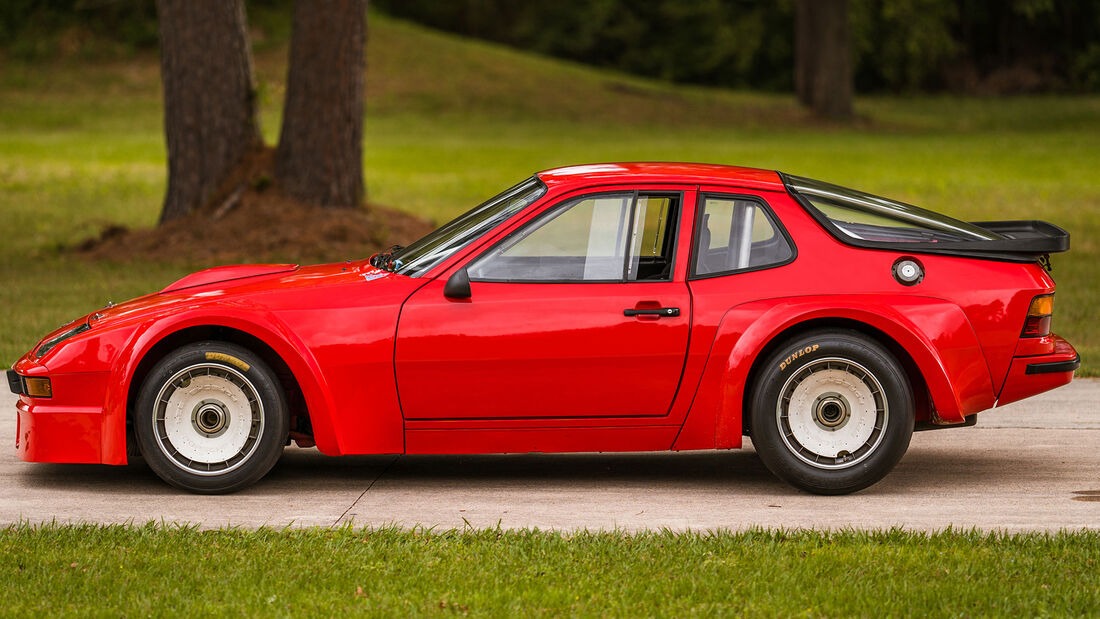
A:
[161,264,299,293]
[84,260,400,329]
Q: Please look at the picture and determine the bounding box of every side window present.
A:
[627,195,678,281]
[693,196,792,277]
[468,192,680,282]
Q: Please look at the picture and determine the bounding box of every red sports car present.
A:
[9,163,1078,494]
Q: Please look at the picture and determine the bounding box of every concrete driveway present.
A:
[3,380,1098,531]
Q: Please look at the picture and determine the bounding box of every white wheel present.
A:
[153,364,265,476]
[750,329,914,494]
[777,358,888,469]
[135,341,289,493]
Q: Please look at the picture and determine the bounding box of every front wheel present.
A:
[749,329,914,495]
[134,341,289,493]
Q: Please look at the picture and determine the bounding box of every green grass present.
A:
[2,524,1098,616]
[0,13,1097,373]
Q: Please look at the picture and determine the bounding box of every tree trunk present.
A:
[794,0,853,120]
[794,0,816,106]
[275,0,367,208]
[156,0,261,224]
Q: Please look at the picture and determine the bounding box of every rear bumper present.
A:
[997,334,1079,407]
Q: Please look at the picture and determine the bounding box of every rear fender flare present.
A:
[688,295,995,449]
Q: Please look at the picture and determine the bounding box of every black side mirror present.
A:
[443,267,472,299]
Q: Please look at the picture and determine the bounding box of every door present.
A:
[395,188,695,420]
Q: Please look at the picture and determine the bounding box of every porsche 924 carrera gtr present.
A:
[9,163,1078,494]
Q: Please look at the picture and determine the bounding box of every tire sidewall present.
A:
[134,341,288,494]
[750,330,914,495]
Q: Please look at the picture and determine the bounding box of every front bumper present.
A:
[997,334,1079,407]
[11,358,110,464]
[16,395,104,463]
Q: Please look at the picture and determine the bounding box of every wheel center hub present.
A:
[192,399,230,437]
[812,393,851,430]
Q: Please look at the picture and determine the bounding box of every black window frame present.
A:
[466,189,685,284]
[688,192,797,281]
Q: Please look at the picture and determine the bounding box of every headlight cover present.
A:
[35,322,90,358]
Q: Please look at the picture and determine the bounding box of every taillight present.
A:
[1021,294,1054,338]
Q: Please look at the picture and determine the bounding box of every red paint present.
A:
[160,264,299,293]
[9,163,1077,468]
[14,371,109,463]
[996,335,1078,407]
[397,280,691,419]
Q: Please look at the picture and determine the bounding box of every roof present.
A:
[536,162,785,192]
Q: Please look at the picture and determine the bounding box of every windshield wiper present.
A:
[370,245,405,271]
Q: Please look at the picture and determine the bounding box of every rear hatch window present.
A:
[784,174,1003,243]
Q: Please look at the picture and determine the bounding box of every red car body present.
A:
[10,163,1078,490]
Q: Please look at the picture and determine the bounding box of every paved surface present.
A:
[2,380,1098,531]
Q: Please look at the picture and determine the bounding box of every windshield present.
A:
[786,174,1003,243]
[388,177,548,277]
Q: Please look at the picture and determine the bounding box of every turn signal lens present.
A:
[24,377,52,398]
[1022,294,1054,338]
[1028,295,1054,317]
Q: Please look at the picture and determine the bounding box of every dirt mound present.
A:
[74,190,434,265]
[74,185,435,266]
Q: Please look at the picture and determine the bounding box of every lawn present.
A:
[2,14,1098,616]
[1,12,1098,373]
[2,524,1098,615]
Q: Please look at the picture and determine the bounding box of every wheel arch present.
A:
[673,295,995,451]
[739,317,931,437]
[125,325,310,442]
[103,311,343,464]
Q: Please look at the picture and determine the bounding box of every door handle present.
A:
[623,307,680,317]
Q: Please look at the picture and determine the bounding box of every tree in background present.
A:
[276,0,367,208]
[156,0,262,223]
[795,0,853,120]
[155,0,368,224]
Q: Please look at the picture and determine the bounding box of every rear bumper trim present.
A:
[1025,354,1080,375]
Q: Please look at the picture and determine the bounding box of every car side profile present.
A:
[9,163,1078,494]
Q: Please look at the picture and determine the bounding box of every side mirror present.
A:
[443,267,472,299]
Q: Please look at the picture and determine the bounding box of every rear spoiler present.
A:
[969,221,1070,255]
[852,220,1070,265]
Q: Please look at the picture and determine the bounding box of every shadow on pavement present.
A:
[15,441,1070,497]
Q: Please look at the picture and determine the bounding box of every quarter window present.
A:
[468,192,680,282]
[693,196,792,277]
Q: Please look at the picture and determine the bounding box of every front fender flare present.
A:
[101,303,342,464]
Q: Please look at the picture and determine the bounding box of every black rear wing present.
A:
[840,220,1071,264]
[970,221,1070,255]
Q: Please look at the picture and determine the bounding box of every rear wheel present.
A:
[749,329,914,495]
[134,341,289,493]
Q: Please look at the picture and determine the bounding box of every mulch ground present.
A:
[72,150,435,265]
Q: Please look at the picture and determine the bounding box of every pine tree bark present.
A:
[794,0,853,120]
[275,0,367,208]
[156,0,261,224]
[794,0,817,107]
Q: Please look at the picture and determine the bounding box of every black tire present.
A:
[749,329,914,495]
[134,341,289,493]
